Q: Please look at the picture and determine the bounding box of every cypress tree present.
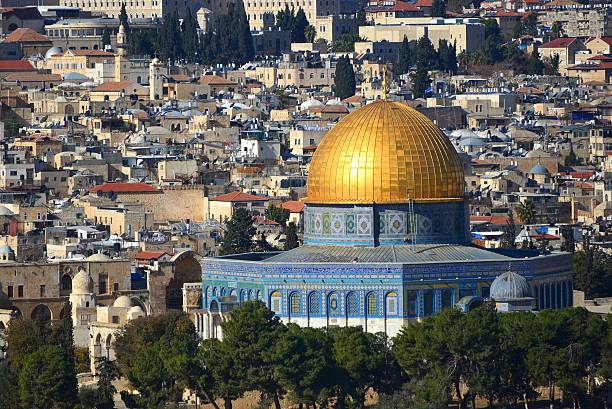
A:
[119,3,130,34]
[292,8,309,42]
[411,60,431,99]
[438,39,449,72]
[334,56,356,100]
[101,28,111,49]
[431,0,446,17]
[284,222,299,250]
[237,7,254,64]
[397,35,411,75]
[219,208,256,255]
[182,9,198,62]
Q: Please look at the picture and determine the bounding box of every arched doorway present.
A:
[31,304,52,322]
[105,334,113,359]
[165,251,201,311]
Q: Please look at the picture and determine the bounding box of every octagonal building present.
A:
[200,100,573,338]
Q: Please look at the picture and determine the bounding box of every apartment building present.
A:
[58,0,201,19]
[538,8,612,37]
[358,18,485,54]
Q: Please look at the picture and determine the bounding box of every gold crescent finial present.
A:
[382,65,387,100]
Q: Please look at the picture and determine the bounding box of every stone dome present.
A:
[86,252,110,261]
[45,46,63,59]
[306,100,465,204]
[529,164,550,175]
[72,268,93,294]
[113,296,132,308]
[300,98,324,110]
[490,271,531,300]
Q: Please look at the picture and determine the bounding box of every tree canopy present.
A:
[334,55,356,100]
[219,208,256,255]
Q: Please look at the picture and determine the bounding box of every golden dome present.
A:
[306,100,465,204]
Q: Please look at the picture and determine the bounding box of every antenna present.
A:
[382,65,387,101]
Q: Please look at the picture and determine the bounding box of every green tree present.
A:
[565,146,582,165]
[267,204,289,225]
[129,344,170,408]
[273,325,337,407]
[221,301,285,409]
[219,207,255,255]
[334,55,356,100]
[415,36,437,69]
[551,21,564,39]
[292,8,309,43]
[561,225,575,253]
[480,19,504,64]
[101,28,111,49]
[331,34,364,52]
[284,222,299,250]
[159,10,183,61]
[522,13,538,37]
[197,338,244,409]
[332,327,404,408]
[431,0,446,17]
[19,345,78,409]
[396,35,411,75]
[500,211,517,248]
[411,61,431,99]
[304,24,316,43]
[0,361,19,409]
[573,239,612,298]
[78,386,99,409]
[119,3,130,34]
[181,8,199,62]
[95,357,120,409]
[515,199,536,224]
[4,317,49,371]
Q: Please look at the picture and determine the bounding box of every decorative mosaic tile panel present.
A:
[346,214,356,235]
[313,213,323,234]
[388,212,406,235]
[322,213,331,234]
[379,214,388,234]
[356,214,372,235]
[331,214,345,235]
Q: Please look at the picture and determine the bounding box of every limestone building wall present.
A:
[118,186,210,223]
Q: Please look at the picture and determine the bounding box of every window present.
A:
[7,285,13,298]
[441,289,453,309]
[386,292,398,315]
[113,283,119,292]
[346,292,358,315]
[328,292,339,316]
[99,273,108,295]
[111,315,119,324]
[270,290,282,314]
[308,292,319,315]
[40,285,46,297]
[366,293,377,316]
[290,292,301,314]
[423,290,435,316]
[18,285,23,297]
[406,290,418,316]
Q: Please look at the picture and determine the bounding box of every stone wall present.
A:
[118,185,209,223]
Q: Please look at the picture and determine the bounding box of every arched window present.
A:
[561,282,567,308]
[239,289,246,302]
[270,290,282,314]
[206,286,212,305]
[346,292,358,316]
[247,289,253,300]
[327,292,339,316]
[229,288,237,298]
[290,292,301,315]
[385,292,398,316]
[60,274,72,295]
[220,287,226,297]
[308,292,320,315]
[212,287,217,297]
[31,304,52,322]
[256,290,262,301]
[366,292,377,316]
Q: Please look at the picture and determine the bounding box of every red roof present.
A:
[255,216,280,225]
[495,9,523,17]
[199,74,236,86]
[3,28,50,43]
[586,37,612,47]
[210,191,268,202]
[90,182,158,193]
[321,105,349,114]
[529,233,561,240]
[470,215,510,225]
[135,251,170,260]
[281,200,304,213]
[0,60,35,71]
[4,72,60,82]
[92,81,135,92]
[569,171,595,179]
[540,37,577,49]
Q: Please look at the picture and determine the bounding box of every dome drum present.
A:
[304,201,470,246]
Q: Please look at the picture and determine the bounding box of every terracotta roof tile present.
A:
[3,27,50,43]
[0,60,35,71]
[540,37,577,48]
[4,72,60,82]
[199,74,236,86]
[135,251,170,260]
[92,81,135,92]
[281,200,304,213]
[67,49,114,57]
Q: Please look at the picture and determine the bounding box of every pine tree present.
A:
[284,222,299,250]
[334,56,356,100]
[397,35,411,75]
[95,357,120,409]
[411,60,431,99]
[219,208,256,255]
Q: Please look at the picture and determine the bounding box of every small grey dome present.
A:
[490,271,531,300]
[459,136,486,147]
[87,252,110,261]
[113,295,132,308]
[529,164,549,175]
[45,46,63,59]
[0,205,14,216]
